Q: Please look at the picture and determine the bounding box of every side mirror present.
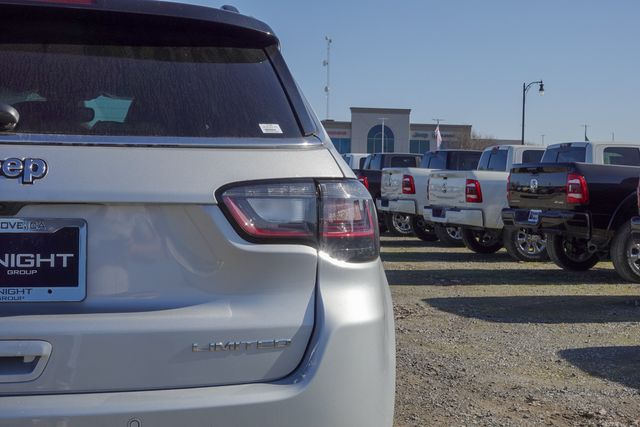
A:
[0,103,19,131]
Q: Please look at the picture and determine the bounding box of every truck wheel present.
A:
[547,234,599,271]
[434,224,464,247]
[384,213,414,236]
[412,216,438,242]
[461,228,503,254]
[503,227,549,262]
[610,221,640,283]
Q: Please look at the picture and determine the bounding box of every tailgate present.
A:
[428,171,468,207]
[509,164,573,210]
[381,168,406,199]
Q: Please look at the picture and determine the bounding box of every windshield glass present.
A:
[0,44,301,138]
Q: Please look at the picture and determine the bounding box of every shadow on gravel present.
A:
[380,238,439,248]
[423,295,640,323]
[386,268,621,286]
[559,346,640,390]
[382,251,513,263]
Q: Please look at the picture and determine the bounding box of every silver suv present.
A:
[0,1,395,426]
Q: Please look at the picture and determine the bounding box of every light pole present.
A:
[521,80,544,144]
[322,36,332,120]
[378,117,388,152]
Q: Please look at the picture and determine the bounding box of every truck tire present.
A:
[503,227,549,262]
[546,234,599,271]
[460,228,503,254]
[384,213,414,236]
[434,224,464,247]
[610,221,640,283]
[412,216,438,242]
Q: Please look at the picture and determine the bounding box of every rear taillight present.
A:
[219,180,379,262]
[358,175,369,190]
[506,173,511,201]
[465,179,483,203]
[566,173,589,204]
[402,175,415,194]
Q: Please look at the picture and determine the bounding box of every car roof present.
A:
[0,0,278,45]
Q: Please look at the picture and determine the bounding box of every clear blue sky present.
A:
[194,0,640,144]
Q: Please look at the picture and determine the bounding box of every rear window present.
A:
[522,150,544,163]
[421,152,445,169]
[603,147,640,166]
[447,152,481,170]
[0,43,301,138]
[541,146,586,163]
[390,155,420,168]
[477,149,508,171]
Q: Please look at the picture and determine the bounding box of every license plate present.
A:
[432,207,446,218]
[528,210,542,223]
[0,218,87,303]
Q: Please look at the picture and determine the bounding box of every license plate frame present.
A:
[0,218,87,303]
[528,209,542,224]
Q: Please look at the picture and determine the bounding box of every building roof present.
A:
[350,107,412,115]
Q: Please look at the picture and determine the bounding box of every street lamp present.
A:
[378,117,388,152]
[521,80,544,144]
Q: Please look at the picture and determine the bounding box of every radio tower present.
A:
[323,36,332,120]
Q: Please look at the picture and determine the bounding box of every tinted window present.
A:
[358,157,367,169]
[477,149,508,171]
[0,44,301,138]
[390,155,420,168]
[423,152,446,169]
[541,146,586,163]
[522,150,544,163]
[447,152,481,170]
[369,155,382,170]
[603,147,640,166]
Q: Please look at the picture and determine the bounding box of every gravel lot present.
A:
[384,236,640,427]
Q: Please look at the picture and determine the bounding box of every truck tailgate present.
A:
[428,171,467,207]
[509,164,572,210]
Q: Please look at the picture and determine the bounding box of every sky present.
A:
[193,0,640,144]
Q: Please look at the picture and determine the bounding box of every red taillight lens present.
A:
[566,173,589,204]
[402,175,415,194]
[219,180,379,262]
[466,179,483,203]
[358,175,369,190]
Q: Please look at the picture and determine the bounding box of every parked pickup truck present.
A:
[502,141,640,280]
[341,152,369,170]
[379,150,481,241]
[425,145,545,258]
[353,152,422,231]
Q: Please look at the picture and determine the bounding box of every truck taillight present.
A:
[358,174,369,190]
[466,179,483,203]
[506,173,511,201]
[402,175,415,194]
[566,173,589,204]
[219,180,379,262]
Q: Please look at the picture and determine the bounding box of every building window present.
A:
[410,140,430,154]
[367,125,394,153]
[331,138,351,154]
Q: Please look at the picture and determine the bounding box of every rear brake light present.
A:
[358,175,369,190]
[466,179,483,203]
[402,175,415,194]
[566,173,589,204]
[219,180,378,262]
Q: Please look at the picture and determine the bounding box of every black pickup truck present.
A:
[502,160,640,280]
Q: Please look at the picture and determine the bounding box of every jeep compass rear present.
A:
[0,1,395,426]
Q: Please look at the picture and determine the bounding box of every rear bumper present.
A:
[0,258,395,427]
[502,208,591,239]
[424,206,484,228]
[377,198,417,215]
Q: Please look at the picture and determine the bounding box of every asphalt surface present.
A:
[385,236,640,427]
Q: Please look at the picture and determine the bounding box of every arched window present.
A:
[367,125,394,153]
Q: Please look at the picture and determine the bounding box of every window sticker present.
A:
[259,123,283,134]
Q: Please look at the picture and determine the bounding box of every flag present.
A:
[435,125,443,149]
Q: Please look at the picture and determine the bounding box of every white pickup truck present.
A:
[424,145,545,258]
[379,150,482,242]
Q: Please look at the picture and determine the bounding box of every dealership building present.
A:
[321,107,473,154]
